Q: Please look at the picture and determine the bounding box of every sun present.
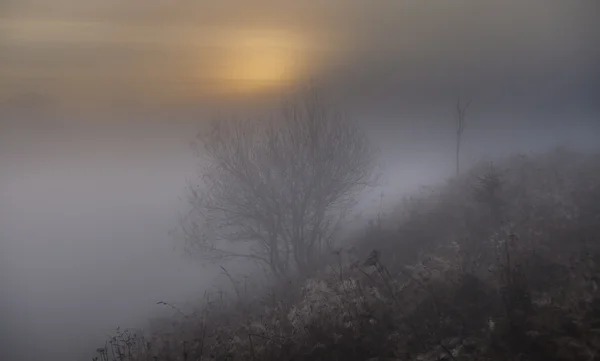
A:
[230,47,293,83]
[204,29,309,95]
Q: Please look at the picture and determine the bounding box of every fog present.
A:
[2,103,598,359]
[1,1,599,360]
[1,127,196,359]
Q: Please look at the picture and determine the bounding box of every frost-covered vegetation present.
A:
[94,148,600,361]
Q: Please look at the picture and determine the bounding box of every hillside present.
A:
[93,147,600,361]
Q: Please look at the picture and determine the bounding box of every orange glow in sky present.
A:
[0,1,594,112]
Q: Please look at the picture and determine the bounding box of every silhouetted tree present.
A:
[181,85,377,277]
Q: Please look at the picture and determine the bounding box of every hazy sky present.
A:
[1,0,597,111]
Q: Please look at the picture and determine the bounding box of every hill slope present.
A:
[93,148,600,361]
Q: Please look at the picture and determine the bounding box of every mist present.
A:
[2,106,597,358]
[1,96,599,361]
[1,1,599,360]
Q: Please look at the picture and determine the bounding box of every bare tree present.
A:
[455,98,471,176]
[180,85,377,277]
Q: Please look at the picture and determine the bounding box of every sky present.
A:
[0,1,599,361]
[1,0,597,112]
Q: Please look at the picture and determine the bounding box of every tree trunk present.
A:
[456,131,461,176]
